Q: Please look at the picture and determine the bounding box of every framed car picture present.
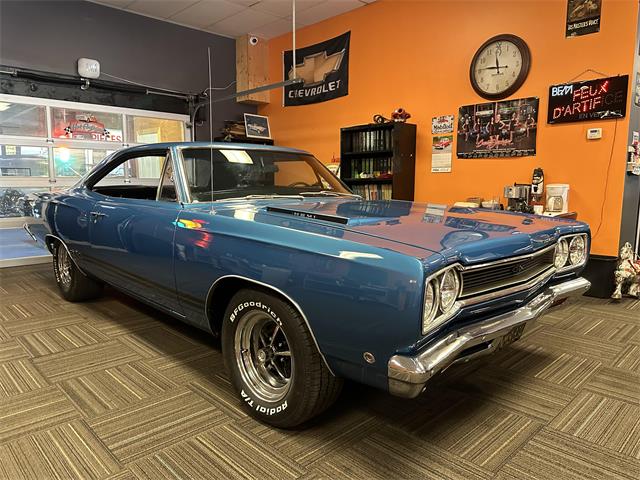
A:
[244,113,271,139]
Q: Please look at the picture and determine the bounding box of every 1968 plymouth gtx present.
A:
[27,142,591,427]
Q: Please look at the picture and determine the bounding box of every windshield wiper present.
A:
[300,191,362,198]
[221,194,305,202]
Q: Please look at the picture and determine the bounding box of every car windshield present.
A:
[180,147,352,202]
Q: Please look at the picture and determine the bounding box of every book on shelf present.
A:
[350,183,393,201]
[349,157,392,179]
[348,129,392,153]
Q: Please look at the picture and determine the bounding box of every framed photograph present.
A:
[244,113,271,139]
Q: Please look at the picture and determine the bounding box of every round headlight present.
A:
[439,269,460,312]
[569,235,586,265]
[554,239,569,269]
[422,280,439,331]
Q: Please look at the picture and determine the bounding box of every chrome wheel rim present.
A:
[57,247,72,289]
[234,310,293,403]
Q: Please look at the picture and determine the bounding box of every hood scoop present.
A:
[266,206,349,225]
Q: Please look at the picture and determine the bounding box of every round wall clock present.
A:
[470,34,531,100]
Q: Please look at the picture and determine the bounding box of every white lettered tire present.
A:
[222,288,342,428]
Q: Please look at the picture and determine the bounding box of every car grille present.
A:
[461,246,556,298]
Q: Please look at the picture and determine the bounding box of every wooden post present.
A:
[236,34,269,105]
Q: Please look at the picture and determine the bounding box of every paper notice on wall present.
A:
[432,115,454,134]
[432,153,452,173]
[432,134,452,173]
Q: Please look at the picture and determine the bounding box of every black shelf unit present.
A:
[214,136,274,146]
[340,122,416,201]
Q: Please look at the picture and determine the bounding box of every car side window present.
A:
[157,157,177,202]
[91,152,168,201]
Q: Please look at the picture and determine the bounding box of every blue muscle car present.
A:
[27,142,591,427]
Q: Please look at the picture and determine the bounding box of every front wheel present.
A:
[222,289,342,428]
[52,241,102,302]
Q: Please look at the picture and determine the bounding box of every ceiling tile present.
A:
[295,0,363,26]
[92,0,136,8]
[127,0,199,19]
[250,18,294,38]
[228,0,258,5]
[207,7,280,37]
[170,0,245,28]
[251,0,325,18]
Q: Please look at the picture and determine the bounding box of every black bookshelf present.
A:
[214,136,274,146]
[340,122,416,201]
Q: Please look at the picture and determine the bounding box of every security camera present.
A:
[249,36,259,46]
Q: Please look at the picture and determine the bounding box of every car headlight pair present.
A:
[423,267,461,335]
[554,234,588,272]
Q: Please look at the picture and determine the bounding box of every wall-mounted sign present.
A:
[432,115,454,134]
[548,75,629,124]
[566,0,602,37]
[283,31,350,107]
[456,97,538,158]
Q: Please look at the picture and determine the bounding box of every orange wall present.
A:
[259,0,638,256]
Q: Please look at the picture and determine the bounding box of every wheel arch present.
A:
[205,275,335,375]
[45,234,88,276]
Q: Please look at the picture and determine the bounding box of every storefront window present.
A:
[0,102,47,137]
[126,156,165,179]
[51,107,123,142]
[0,145,49,177]
[0,186,48,218]
[127,116,184,143]
[54,147,114,177]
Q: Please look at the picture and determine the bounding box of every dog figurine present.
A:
[612,242,640,299]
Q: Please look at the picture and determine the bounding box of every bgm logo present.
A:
[287,50,345,86]
[551,84,573,97]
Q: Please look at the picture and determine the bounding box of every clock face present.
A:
[470,35,531,100]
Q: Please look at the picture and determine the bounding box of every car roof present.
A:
[118,142,312,156]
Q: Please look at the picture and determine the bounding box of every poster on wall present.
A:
[283,31,350,107]
[634,73,640,107]
[431,135,453,173]
[456,97,539,159]
[566,0,602,37]
[548,75,629,124]
[431,115,454,134]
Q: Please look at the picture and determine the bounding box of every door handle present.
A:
[89,211,106,222]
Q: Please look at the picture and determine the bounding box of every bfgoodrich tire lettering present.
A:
[52,241,103,302]
[222,288,342,428]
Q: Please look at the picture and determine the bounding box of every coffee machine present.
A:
[503,183,533,213]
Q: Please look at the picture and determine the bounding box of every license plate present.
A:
[497,324,526,348]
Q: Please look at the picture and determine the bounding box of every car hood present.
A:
[188,198,588,264]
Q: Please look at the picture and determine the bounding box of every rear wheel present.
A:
[52,241,102,302]
[222,289,342,428]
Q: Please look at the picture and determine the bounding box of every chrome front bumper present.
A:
[388,277,591,398]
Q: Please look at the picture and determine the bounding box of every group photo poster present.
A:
[456,97,539,159]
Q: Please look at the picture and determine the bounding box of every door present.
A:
[86,150,182,314]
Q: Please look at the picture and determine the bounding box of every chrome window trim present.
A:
[206,274,335,376]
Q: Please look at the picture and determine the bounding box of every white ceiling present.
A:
[91,0,375,39]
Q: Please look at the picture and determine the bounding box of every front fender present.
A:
[173,212,433,390]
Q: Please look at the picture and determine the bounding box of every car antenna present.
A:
[208,46,214,210]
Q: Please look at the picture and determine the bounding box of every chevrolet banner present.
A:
[283,31,350,106]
